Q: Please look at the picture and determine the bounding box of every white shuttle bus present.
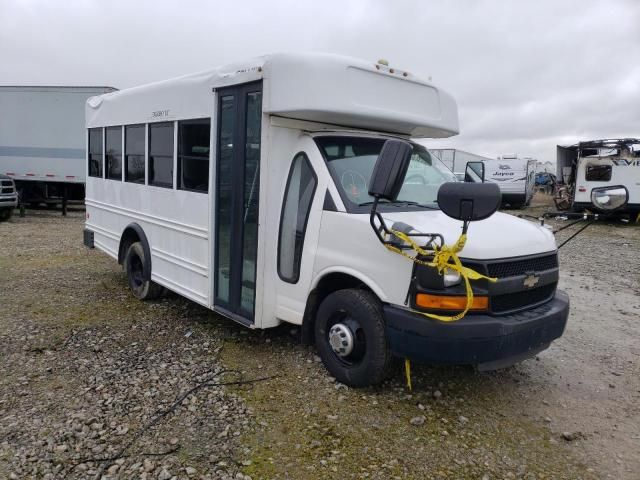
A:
[84,53,569,386]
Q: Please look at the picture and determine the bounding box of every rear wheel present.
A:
[124,242,164,300]
[314,289,392,387]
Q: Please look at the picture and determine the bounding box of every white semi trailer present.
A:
[0,86,116,209]
[429,148,492,179]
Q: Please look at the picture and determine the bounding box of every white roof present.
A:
[86,52,459,138]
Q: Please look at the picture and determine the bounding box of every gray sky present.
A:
[2,0,639,162]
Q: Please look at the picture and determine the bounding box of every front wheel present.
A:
[0,208,13,221]
[314,289,392,387]
[124,242,164,300]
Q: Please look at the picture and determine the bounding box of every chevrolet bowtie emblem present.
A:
[523,274,540,288]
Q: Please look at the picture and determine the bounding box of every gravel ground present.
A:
[0,210,255,480]
[1,199,638,479]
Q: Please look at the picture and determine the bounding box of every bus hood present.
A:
[377,210,556,260]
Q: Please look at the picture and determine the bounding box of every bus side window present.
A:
[88,128,103,178]
[105,126,123,181]
[125,124,145,184]
[149,122,174,188]
[278,153,317,284]
[178,119,210,193]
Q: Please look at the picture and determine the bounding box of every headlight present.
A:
[591,186,628,211]
[443,268,461,287]
[415,262,463,289]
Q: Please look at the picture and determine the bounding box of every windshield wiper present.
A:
[388,201,439,210]
[358,200,389,206]
[358,200,438,209]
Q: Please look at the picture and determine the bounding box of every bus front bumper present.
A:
[384,290,569,369]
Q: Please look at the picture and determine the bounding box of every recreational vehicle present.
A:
[484,154,536,207]
[0,86,116,208]
[84,53,569,386]
[556,138,640,214]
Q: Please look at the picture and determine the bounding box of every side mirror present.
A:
[465,161,485,183]
[437,182,501,222]
[368,139,413,200]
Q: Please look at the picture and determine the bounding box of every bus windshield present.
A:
[316,136,456,211]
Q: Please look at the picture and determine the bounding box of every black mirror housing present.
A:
[465,161,485,183]
[437,182,501,222]
[368,139,413,200]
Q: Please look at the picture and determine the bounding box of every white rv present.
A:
[484,154,536,207]
[0,86,116,207]
[84,53,569,386]
[556,139,640,214]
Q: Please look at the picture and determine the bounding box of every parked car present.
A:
[0,174,18,221]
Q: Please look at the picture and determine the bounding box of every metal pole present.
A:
[18,188,25,217]
[62,185,68,216]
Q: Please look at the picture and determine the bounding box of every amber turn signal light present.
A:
[415,293,488,311]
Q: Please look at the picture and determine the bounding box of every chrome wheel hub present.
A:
[328,323,354,357]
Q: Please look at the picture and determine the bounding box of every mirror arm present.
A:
[369,196,444,249]
[369,196,390,244]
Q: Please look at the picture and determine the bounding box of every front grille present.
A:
[1,180,15,195]
[486,254,558,278]
[491,283,557,313]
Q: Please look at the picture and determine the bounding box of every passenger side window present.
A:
[278,153,317,283]
[585,164,612,182]
[88,128,103,178]
[125,124,145,184]
[178,119,210,192]
[105,126,123,181]
[149,122,174,188]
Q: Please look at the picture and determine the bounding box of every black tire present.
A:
[124,242,164,300]
[0,209,12,221]
[314,289,392,387]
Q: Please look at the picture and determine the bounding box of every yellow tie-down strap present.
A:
[385,230,497,322]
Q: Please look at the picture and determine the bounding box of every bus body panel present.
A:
[263,130,336,326]
[86,177,211,306]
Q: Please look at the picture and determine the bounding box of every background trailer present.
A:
[0,86,116,209]
[429,148,492,177]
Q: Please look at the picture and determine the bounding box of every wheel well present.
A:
[118,227,141,265]
[301,272,375,345]
[118,224,153,282]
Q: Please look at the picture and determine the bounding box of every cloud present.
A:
[1,0,638,162]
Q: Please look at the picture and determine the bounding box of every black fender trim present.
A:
[118,223,152,281]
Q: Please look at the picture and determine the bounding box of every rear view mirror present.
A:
[368,139,413,200]
[437,182,501,222]
[465,161,485,183]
